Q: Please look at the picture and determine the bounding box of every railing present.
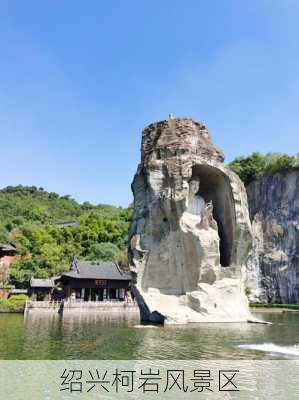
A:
[25,299,138,312]
[63,299,137,309]
[25,300,62,311]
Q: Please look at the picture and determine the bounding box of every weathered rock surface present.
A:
[129,118,253,323]
[246,170,299,303]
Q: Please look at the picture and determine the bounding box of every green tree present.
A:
[229,152,299,185]
[228,152,267,185]
[87,242,120,262]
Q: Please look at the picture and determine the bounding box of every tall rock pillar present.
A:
[129,118,253,323]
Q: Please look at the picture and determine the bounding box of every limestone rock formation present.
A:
[246,170,299,303]
[129,118,253,323]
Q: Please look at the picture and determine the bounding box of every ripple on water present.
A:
[0,311,299,359]
[238,343,299,357]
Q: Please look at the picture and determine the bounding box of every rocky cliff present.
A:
[129,118,254,323]
[246,169,299,303]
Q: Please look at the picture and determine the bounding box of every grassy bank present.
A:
[250,303,299,310]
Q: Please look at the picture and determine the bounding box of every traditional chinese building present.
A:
[29,277,57,301]
[59,258,132,302]
[0,242,16,291]
[0,242,16,258]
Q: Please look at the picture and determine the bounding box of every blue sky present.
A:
[0,1,298,206]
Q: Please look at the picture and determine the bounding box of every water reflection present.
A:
[0,311,298,359]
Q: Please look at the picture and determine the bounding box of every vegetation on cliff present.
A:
[228,152,299,185]
[0,185,132,287]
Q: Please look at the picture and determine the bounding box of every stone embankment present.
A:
[25,300,139,314]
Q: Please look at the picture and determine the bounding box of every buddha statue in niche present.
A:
[187,178,206,219]
[180,176,221,285]
[186,177,217,230]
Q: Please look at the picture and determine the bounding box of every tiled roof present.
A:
[0,243,16,252]
[56,221,79,228]
[61,260,132,281]
[10,288,28,294]
[30,278,55,288]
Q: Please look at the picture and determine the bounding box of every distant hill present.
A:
[0,185,132,287]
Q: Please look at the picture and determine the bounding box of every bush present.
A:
[0,294,29,312]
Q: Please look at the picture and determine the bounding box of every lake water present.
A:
[1,311,299,360]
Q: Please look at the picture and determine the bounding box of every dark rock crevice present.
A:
[192,164,236,267]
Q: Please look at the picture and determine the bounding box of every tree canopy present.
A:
[228,152,299,185]
[0,185,132,287]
